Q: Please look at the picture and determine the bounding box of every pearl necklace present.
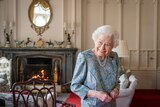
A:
[92,49,107,67]
[97,57,107,67]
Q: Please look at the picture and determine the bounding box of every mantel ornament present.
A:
[28,0,52,36]
[3,21,13,47]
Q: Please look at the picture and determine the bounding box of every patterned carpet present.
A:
[130,89,160,107]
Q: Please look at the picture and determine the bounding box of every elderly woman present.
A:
[71,25,121,107]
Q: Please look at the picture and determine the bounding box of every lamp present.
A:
[113,40,129,72]
[113,40,129,58]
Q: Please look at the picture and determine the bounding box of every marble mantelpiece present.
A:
[0,47,78,88]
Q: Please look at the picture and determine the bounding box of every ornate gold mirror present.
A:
[28,0,52,36]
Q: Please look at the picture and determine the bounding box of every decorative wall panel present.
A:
[148,50,156,69]
[140,0,154,50]
[104,0,119,30]
[158,0,160,50]
[123,0,137,49]
[157,50,160,69]
[157,71,160,89]
[133,70,157,89]
[139,50,147,69]
[128,50,157,70]
[129,50,139,69]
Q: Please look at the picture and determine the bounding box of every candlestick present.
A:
[63,22,67,31]
[63,22,68,35]
[3,21,6,29]
[9,21,13,30]
[71,22,75,30]
[3,21,14,48]
[71,22,75,35]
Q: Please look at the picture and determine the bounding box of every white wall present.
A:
[81,0,160,89]
[0,0,160,89]
[0,0,65,47]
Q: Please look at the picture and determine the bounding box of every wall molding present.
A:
[126,50,160,70]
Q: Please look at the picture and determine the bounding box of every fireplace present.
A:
[11,54,63,86]
[25,57,53,81]
[0,48,78,89]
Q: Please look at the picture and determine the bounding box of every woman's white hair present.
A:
[92,25,119,48]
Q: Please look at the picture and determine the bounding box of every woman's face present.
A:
[94,34,113,59]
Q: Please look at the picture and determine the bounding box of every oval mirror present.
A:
[28,0,52,36]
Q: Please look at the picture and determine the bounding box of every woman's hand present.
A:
[96,91,112,102]
[87,90,112,102]
[110,88,119,99]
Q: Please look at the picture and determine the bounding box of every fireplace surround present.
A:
[0,47,78,89]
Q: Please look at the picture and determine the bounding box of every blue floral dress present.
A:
[71,49,121,107]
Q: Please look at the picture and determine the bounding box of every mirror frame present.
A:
[28,0,53,36]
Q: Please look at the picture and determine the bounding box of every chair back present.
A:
[12,78,56,107]
[0,57,11,87]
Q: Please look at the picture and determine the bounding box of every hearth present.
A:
[24,57,62,82]
[26,57,53,81]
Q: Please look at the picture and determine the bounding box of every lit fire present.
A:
[32,70,48,80]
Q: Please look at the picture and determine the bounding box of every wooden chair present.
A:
[0,57,11,92]
[11,78,76,107]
